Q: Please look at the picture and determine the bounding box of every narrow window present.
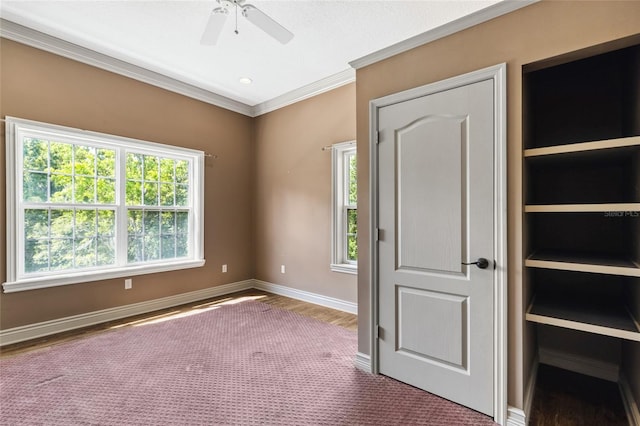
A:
[331,141,357,274]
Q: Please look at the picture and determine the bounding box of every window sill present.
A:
[331,263,358,275]
[2,259,206,293]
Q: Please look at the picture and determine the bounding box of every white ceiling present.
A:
[1,0,507,112]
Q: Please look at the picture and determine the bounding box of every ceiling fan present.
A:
[201,0,294,45]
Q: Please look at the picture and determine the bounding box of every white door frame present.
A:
[368,63,508,425]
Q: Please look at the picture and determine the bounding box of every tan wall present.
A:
[3,0,639,413]
[355,0,640,410]
[0,39,357,331]
[254,84,357,303]
[0,39,254,329]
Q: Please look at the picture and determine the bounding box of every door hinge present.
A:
[375,131,380,144]
[374,228,379,242]
[374,324,380,339]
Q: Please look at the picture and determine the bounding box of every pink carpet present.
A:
[0,299,496,425]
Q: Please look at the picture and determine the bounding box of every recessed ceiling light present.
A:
[239,77,253,85]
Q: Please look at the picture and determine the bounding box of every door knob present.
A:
[462,258,490,269]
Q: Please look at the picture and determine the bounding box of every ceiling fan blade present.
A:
[201,7,228,45]
[242,4,293,44]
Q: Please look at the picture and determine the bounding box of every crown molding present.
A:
[349,0,539,70]
[0,18,254,117]
[251,68,355,116]
[0,17,353,118]
[1,1,537,117]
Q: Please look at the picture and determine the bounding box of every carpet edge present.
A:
[0,280,254,346]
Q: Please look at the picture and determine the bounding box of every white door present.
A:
[375,76,497,416]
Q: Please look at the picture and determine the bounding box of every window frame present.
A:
[330,140,357,274]
[4,117,205,293]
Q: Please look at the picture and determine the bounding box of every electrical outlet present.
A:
[222,264,227,273]
[280,265,285,274]
[125,278,132,290]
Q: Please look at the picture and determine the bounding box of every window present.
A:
[4,117,205,292]
[331,141,357,274]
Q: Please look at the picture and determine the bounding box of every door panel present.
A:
[396,115,467,274]
[397,286,468,369]
[377,80,494,416]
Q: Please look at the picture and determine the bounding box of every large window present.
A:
[4,117,204,292]
[331,141,357,274]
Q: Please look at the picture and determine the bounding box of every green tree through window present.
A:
[125,153,190,264]
[22,138,117,273]
[331,141,357,273]
[6,117,204,291]
[346,153,357,262]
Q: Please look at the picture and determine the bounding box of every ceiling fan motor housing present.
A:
[203,0,293,45]
[217,0,245,8]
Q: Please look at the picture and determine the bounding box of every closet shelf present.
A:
[525,203,640,213]
[526,296,640,341]
[526,251,640,277]
[524,135,640,158]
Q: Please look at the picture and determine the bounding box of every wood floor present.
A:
[529,364,629,426]
[0,290,630,425]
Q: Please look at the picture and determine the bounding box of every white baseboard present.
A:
[354,351,371,373]
[506,406,527,426]
[620,376,640,426]
[504,358,538,426]
[252,279,357,314]
[539,347,619,382]
[0,280,254,346]
[1,279,358,347]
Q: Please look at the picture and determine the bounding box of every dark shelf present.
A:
[524,44,640,149]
